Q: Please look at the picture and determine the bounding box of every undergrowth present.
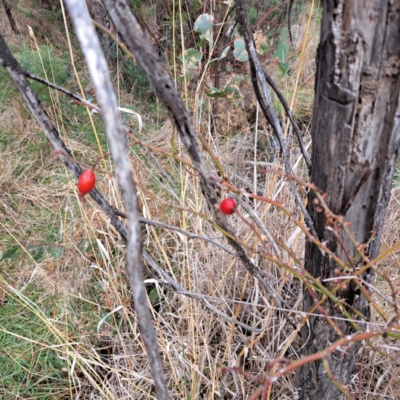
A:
[0,1,399,399]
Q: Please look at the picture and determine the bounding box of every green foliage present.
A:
[0,69,18,112]
[248,6,258,25]
[218,46,230,60]
[273,28,290,75]
[0,247,19,261]
[194,13,214,44]
[206,76,243,103]
[205,87,228,99]
[128,0,141,11]
[20,8,33,19]
[0,44,104,153]
[121,55,156,102]
[179,48,202,81]
[42,5,63,24]
[16,43,70,104]
[0,275,104,399]
[148,287,159,305]
[233,37,249,62]
[0,288,68,399]
[316,5,323,24]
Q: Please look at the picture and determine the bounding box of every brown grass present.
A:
[1,2,399,399]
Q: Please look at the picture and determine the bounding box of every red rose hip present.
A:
[220,198,237,215]
[78,170,96,196]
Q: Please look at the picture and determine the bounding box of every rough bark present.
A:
[296,1,400,399]
[1,0,19,34]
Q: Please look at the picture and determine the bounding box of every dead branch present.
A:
[234,0,317,238]
[103,0,294,320]
[63,1,169,398]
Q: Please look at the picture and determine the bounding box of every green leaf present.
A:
[148,287,159,304]
[278,61,290,76]
[224,82,242,101]
[260,42,269,54]
[219,46,229,60]
[205,87,227,98]
[1,247,19,260]
[194,14,213,34]
[197,37,207,47]
[232,76,241,85]
[179,48,202,64]
[194,13,214,44]
[273,28,289,62]
[33,249,45,262]
[180,48,203,80]
[233,37,248,62]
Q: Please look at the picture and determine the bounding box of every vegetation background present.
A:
[0,0,399,399]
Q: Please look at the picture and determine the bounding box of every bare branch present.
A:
[0,33,130,248]
[63,1,169,398]
[103,0,293,316]
[0,33,271,339]
[142,251,265,333]
[262,70,311,169]
[234,0,317,238]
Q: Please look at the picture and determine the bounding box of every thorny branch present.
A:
[22,46,293,319]
[0,27,267,361]
[224,325,400,399]
[103,0,297,322]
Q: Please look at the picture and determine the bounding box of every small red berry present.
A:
[220,198,237,215]
[77,170,96,196]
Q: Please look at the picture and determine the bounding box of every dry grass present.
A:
[1,2,400,400]
[353,188,400,399]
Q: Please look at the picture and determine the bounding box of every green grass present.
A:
[16,43,71,105]
[0,57,112,395]
[0,277,107,399]
[7,2,394,399]
[0,286,69,399]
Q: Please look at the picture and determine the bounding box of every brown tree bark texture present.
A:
[1,0,19,34]
[296,1,400,399]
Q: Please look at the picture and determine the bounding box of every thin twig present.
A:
[263,70,311,169]
[27,71,100,110]
[103,0,297,328]
[142,251,265,333]
[0,28,266,369]
[231,193,281,257]
[64,1,169,398]
[288,0,294,44]
[235,0,316,237]
[228,327,399,399]
[323,276,394,305]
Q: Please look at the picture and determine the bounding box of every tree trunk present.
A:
[1,0,20,34]
[296,1,400,398]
